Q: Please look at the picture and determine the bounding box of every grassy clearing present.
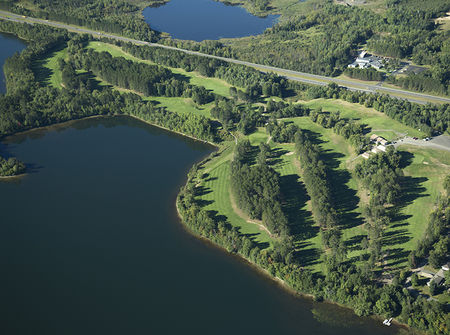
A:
[148,97,213,118]
[87,41,233,97]
[382,146,450,269]
[197,144,273,246]
[33,46,67,88]
[300,98,424,140]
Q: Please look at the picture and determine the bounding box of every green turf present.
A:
[197,144,273,246]
[148,97,213,118]
[33,47,68,88]
[87,41,233,97]
[300,98,425,140]
[382,145,450,269]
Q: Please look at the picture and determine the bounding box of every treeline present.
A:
[68,49,215,104]
[387,70,449,96]
[0,156,26,176]
[266,105,369,154]
[178,149,449,335]
[123,101,216,143]
[0,0,160,42]
[355,148,402,264]
[411,182,449,269]
[0,27,219,144]
[119,41,288,98]
[309,109,370,153]
[230,140,289,236]
[305,83,449,135]
[344,67,384,82]
[294,130,339,233]
[265,100,310,118]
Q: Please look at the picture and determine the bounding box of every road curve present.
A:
[1,10,449,105]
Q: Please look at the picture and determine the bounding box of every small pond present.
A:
[143,0,279,41]
[0,32,26,94]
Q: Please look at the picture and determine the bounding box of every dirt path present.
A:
[229,190,275,237]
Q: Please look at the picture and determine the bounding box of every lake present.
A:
[0,32,26,94]
[142,0,279,41]
[0,116,409,335]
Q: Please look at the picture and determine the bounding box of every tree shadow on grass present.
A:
[389,175,428,223]
[268,147,289,167]
[279,173,321,266]
[319,147,364,231]
[382,229,411,247]
[280,174,317,239]
[194,185,212,197]
[293,241,322,267]
[384,248,410,268]
[345,234,366,252]
[31,43,67,86]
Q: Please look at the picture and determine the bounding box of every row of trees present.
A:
[294,130,339,229]
[305,83,449,135]
[230,140,289,236]
[309,109,370,153]
[178,147,449,335]
[1,0,159,42]
[354,148,403,265]
[344,67,384,82]
[119,41,288,97]
[411,182,449,269]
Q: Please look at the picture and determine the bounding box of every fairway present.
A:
[300,98,425,140]
[197,144,273,246]
[87,41,233,97]
[33,46,67,88]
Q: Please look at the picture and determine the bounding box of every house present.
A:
[427,269,445,286]
[347,51,384,70]
[378,138,389,146]
[370,134,389,146]
[362,152,371,159]
[418,269,435,279]
[371,147,381,154]
[377,145,387,152]
[442,263,450,271]
[370,134,379,141]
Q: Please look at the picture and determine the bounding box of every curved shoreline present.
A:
[174,192,414,333]
[1,113,418,334]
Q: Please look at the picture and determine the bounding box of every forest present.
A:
[0,16,449,334]
[0,0,160,41]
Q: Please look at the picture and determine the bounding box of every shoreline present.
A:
[1,111,417,334]
[174,158,417,334]
[0,173,26,179]
[2,114,219,148]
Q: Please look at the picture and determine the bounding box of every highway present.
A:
[1,10,449,105]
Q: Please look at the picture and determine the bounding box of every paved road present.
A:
[393,134,450,152]
[1,10,450,105]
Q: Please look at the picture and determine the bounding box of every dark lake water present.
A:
[142,0,279,41]
[0,32,26,94]
[0,116,410,335]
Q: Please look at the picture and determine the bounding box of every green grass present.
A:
[301,98,425,140]
[87,41,233,97]
[148,97,214,118]
[33,47,68,88]
[197,144,273,246]
[382,146,450,269]
[283,117,367,263]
